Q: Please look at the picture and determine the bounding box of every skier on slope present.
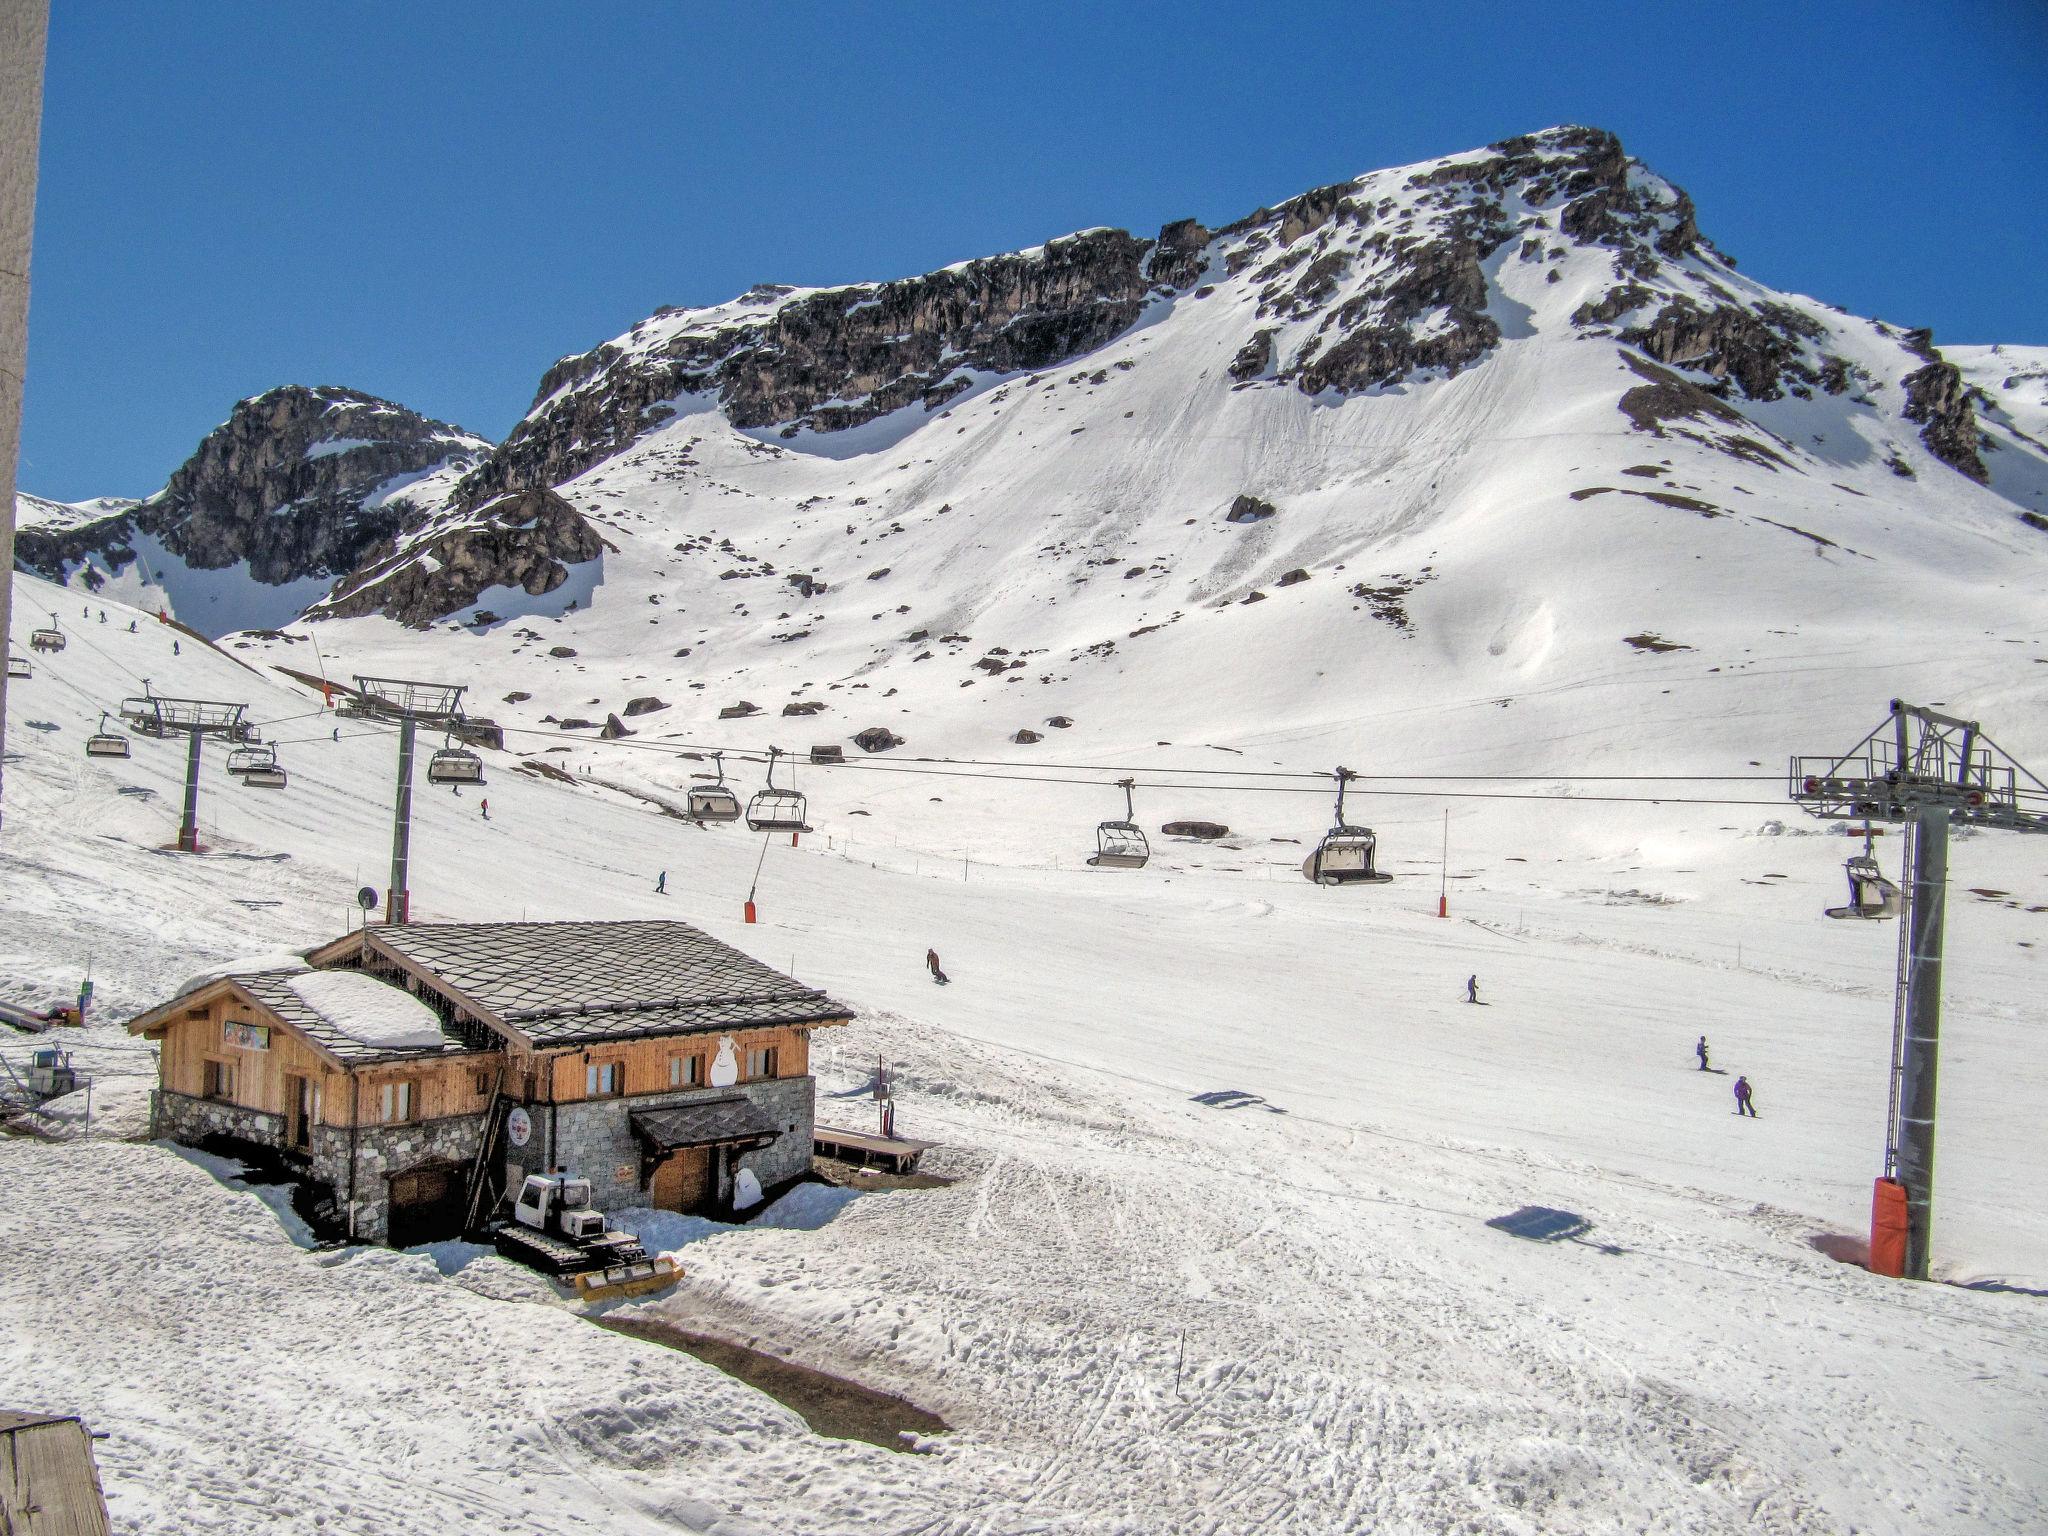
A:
[480,797,489,821]
[1696,1036,1711,1071]
[1465,974,1479,1004]
[926,948,948,985]
[655,870,667,895]
[1734,1076,1758,1117]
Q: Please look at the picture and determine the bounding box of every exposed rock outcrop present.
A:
[314,488,604,626]
[854,726,905,753]
[14,385,486,599]
[1902,359,1988,482]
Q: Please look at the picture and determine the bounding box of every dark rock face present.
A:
[14,385,485,598]
[1276,568,1311,587]
[623,696,668,717]
[719,701,761,719]
[316,489,604,626]
[1620,300,1832,402]
[1226,495,1277,524]
[1012,728,1043,744]
[1902,359,1988,482]
[781,700,826,716]
[1295,240,1502,394]
[853,727,905,753]
[457,227,1180,510]
[600,713,634,739]
[1162,820,1230,839]
[1229,329,1277,382]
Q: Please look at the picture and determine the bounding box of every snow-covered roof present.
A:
[232,969,468,1062]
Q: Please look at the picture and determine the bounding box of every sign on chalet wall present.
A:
[223,1019,271,1051]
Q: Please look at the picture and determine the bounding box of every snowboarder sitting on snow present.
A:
[1734,1076,1757,1117]
[1696,1036,1710,1071]
[926,948,948,984]
[1465,974,1479,1004]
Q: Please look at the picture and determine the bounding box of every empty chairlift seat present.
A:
[1825,837,1900,920]
[427,746,486,786]
[225,744,273,777]
[7,654,32,679]
[1302,768,1393,885]
[1088,779,1149,870]
[85,714,131,759]
[745,747,809,831]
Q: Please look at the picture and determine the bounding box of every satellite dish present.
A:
[357,886,378,911]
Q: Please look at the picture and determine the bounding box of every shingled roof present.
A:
[232,971,473,1063]
[338,920,849,1047]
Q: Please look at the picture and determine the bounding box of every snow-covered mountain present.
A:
[20,127,2048,771]
[268,125,2047,777]
[14,385,488,635]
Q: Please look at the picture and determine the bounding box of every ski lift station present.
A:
[127,921,850,1247]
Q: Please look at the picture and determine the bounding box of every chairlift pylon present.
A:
[85,712,132,759]
[1088,778,1150,869]
[1303,767,1393,885]
[687,750,743,823]
[744,746,809,832]
[1825,827,1901,920]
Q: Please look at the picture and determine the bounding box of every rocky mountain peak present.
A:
[13,384,490,634]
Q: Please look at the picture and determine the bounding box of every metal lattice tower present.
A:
[120,693,250,852]
[350,676,467,926]
[1789,699,2048,1279]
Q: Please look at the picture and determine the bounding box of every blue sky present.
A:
[20,1,2047,501]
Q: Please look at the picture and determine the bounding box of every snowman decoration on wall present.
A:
[710,1034,739,1087]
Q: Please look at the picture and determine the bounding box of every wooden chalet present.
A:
[129,920,850,1246]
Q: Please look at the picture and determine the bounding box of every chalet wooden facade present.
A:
[129,920,850,1246]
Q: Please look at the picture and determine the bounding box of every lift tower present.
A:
[347,676,467,926]
[122,694,250,852]
[1790,700,2048,1279]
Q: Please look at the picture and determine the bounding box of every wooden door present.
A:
[650,1147,715,1213]
[285,1075,311,1151]
[387,1164,465,1248]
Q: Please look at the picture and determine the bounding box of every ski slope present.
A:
[6,569,2047,1534]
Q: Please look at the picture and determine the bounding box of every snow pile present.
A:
[283,969,449,1050]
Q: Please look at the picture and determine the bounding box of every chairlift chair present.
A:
[744,747,809,832]
[242,759,289,789]
[1088,778,1150,869]
[226,743,275,777]
[5,653,29,680]
[1825,830,1900,920]
[427,742,486,786]
[119,695,165,736]
[85,713,132,759]
[1303,768,1394,885]
[686,750,742,823]
[29,623,65,653]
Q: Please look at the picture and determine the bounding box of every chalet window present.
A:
[202,1058,235,1102]
[474,1068,493,1096]
[745,1046,779,1081]
[669,1054,703,1088]
[586,1061,623,1098]
[379,1080,415,1124]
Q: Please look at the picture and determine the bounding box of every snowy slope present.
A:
[15,491,143,533]
[6,567,2048,1534]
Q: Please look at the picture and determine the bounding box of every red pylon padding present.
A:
[1869,1176,1908,1278]
[744,899,757,925]
[1438,894,1448,918]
